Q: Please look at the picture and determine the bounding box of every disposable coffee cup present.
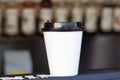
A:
[42,21,84,76]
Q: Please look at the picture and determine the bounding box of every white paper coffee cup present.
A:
[43,22,83,76]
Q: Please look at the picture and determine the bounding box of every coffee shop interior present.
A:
[0,0,120,79]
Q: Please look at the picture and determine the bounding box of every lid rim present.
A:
[42,22,84,32]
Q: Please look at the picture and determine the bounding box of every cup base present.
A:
[50,74,78,77]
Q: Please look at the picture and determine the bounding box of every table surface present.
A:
[1,70,120,80]
[26,71,120,80]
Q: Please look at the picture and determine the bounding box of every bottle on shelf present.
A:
[52,0,58,3]
[0,4,4,35]
[81,0,89,3]
[100,0,114,32]
[39,0,53,34]
[54,0,69,22]
[84,0,100,33]
[94,0,104,4]
[3,2,21,37]
[21,0,37,36]
[113,0,120,32]
[71,0,84,23]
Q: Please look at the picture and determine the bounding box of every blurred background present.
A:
[0,0,119,76]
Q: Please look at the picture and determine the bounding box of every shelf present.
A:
[0,35,43,43]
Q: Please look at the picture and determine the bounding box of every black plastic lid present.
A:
[42,21,84,31]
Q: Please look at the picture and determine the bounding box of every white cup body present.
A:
[43,31,83,76]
